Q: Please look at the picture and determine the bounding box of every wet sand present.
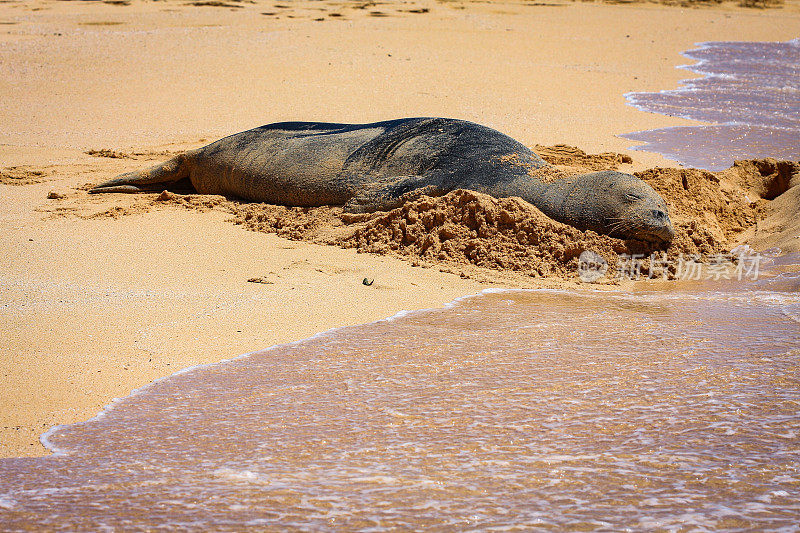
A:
[2,0,800,457]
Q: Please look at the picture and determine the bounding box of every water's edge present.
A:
[36,287,513,458]
[621,39,800,170]
[33,285,629,459]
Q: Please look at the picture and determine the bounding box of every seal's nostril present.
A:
[652,209,666,221]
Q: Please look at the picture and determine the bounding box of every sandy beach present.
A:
[2,0,799,458]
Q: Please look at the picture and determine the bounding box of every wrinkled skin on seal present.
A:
[90,118,674,243]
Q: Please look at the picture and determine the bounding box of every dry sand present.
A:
[2,0,800,457]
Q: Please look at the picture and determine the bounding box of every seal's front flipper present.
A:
[89,154,190,194]
[343,175,443,213]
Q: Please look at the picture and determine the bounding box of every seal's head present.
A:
[590,171,674,244]
[536,170,674,244]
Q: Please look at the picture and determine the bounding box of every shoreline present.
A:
[2,0,800,458]
[621,38,800,169]
[36,284,517,457]
[36,280,688,458]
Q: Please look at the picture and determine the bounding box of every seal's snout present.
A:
[651,209,667,222]
[643,208,674,244]
[653,221,675,244]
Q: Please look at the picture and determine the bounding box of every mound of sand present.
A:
[0,166,53,186]
[636,158,799,242]
[533,144,633,171]
[229,188,724,281]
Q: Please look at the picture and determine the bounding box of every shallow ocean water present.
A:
[1,257,799,530]
[622,39,800,170]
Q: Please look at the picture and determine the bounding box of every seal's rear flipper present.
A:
[89,154,190,194]
[89,184,152,193]
[343,175,442,213]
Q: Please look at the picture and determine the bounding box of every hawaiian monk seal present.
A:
[90,118,674,243]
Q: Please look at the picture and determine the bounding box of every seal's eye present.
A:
[625,192,643,202]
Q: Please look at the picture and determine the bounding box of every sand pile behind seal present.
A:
[635,158,799,242]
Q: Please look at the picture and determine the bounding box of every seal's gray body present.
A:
[91,118,674,243]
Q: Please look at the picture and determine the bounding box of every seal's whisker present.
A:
[608,219,634,233]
